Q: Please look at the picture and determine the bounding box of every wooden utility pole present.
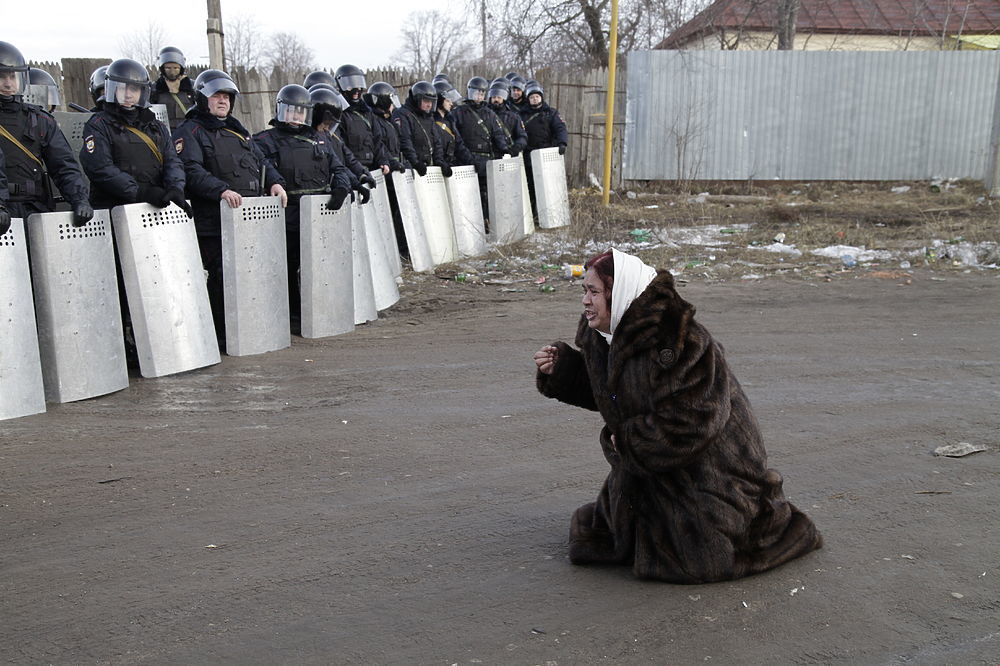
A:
[206,0,225,69]
[481,0,488,68]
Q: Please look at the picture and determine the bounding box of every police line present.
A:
[0,152,570,421]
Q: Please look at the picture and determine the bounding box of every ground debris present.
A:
[934,442,988,457]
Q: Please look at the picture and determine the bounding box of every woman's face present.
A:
[582,268,611,334]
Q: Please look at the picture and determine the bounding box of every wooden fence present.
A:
[29,60,625,190]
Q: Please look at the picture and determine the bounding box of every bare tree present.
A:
[775,0,800,49]
[118,21,166,67]
[225,15,264,71]
[395,10,473,77]
[266,32,316,76]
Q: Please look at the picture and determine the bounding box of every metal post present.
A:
[206,0,225,70]
[601,0,620,206]
[987,53,1000,196]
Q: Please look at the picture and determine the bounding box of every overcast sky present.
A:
[10,0,443,70]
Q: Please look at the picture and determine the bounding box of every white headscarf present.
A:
[599,248,658,343]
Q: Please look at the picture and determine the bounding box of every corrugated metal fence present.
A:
[624,50,1000,181]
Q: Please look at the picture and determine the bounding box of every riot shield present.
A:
[531,147,571,229]
[0,218,47,420]
[150,103,169,129]
[220,196,290,356]
[486,157,525,245]
[27,210,128,403]
[350,201,378,325]
[518,153,535,236]
[412,166,457,266]
[299,195,354,338]
[446,165,487,258]
[369,169,402,277]
[112,202,221,377]
[391,170,433,273]
[53,111,93,162]
[361,199,400,311]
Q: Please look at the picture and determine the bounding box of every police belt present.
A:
[284,186,331,196]
[8,181,41,202]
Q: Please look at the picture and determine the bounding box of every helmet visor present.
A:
[338,73,366,91]
[105,78,151,108]
[488,86,509,101]
[277,101,313,126]
[200,77,239,99]
[0,68,29,97]
[467,86,486,102]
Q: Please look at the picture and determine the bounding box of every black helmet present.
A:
[487,82,509,104]
[363,81,400,113]
[466,76,489,102]
[432,73,451,85]
[0,41,30,97]
[275,83,313,125]
[27,68,61,109]
[407,81,437,113]
[525,79,544,100]
[105,58,151,108]
[509,75,526,92]
[303,70,336,89]
[505,71,519,81]
[433,80,462,106]
[157,46,186,73]
[334,64,366,94]
[490,77,510,90]
[310,85,349,129]
[89,65,109,105]
[194,69,239,114]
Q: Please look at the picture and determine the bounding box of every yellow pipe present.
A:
[601,0,620,206]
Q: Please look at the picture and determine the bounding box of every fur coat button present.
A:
[657,348,676,367]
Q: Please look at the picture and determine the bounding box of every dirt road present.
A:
[2,271,998,664]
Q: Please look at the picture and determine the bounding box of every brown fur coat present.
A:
[537,271,822,583]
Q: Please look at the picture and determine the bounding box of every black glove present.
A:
[557,144,567,155]
[139,185,169,208]
[413,161,427,177]
[328,187,350,211]
[392,160,406,173]
[355,183,371,205]
[0,206,10,237]
[508,145,520,157]
[166,190,193,218]
[72,202,94,227]
[440,163,453,178]
[360,173,377,189]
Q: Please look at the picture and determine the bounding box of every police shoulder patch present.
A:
[84,135,95,153]
[174,137,184,154]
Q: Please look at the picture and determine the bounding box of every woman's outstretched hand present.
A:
[534,345,559,375]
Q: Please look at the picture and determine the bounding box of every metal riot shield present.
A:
[150,103,169,128]
[54,111,93,161]
[361,198,400,311]
[446,165,487,258]
[487,157,525,245]
[391,170,433,272]
[220,196,290,356]
[299,195,354,338]
[350,201,378,325]
[531,147,571,229]
[112,202,221,377]
[27,210,128,403]
[412,166,457,266]
[369,169,402,277]
[0,218,47,420]
[518,154,535,236]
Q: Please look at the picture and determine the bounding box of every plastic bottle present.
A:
[563,264,584,278]
[840,254,857,268]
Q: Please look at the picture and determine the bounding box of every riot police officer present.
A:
[509,75,527,111]
[88,65,108,111]
[334,64,389,174]
[27,68,60,113]
[520,80,568,215]
[172,69,288,343]
[252,84,352,333]
[449,76,510,215]
[392,81,448,178]
[150,46,195,130]
[433,80,475,169]
[365,82,406,174]
[488,78,527,158]
[0,41,92,224]
[309,84,375,204]
[303,70,336,90]
[80,58,188,214]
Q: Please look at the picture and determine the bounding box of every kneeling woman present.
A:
[533,249,822,583]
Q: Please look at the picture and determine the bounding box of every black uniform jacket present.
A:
[173,108,284,236]
[391,99,445,168]
[80,104,184,210]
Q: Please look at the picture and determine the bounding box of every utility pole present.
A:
[601,0,620,206]
[481,0,488,68]
[206,0,225,69]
